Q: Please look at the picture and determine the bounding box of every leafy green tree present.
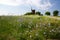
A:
[36,11,41,15]
[45,11,50,15]
[24,12,32,15]
[53,10,59,16]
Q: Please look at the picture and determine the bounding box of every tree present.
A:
[53,10,59,16]
[24,12,32,15]
[36,11,41,15]
[45,11,50,15]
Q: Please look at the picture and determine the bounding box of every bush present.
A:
[53,10,59,16]
[45,11,50,15]
[24,12,32,15]
[36,11,41,15]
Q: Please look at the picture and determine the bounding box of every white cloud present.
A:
[0,0,52,10]
[26,0,52,10]
[0,10,21,16]
[0,10,9,15]
[0,0,23,6]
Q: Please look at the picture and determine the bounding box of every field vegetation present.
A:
[0,15,60,40]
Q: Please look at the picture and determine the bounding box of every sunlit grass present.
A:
[0,15,60,40]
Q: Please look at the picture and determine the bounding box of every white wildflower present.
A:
[30,35,32,38]
[43,32,46,35]
[28,25,31,28]
[48,22,51,27]
[50,30,52,32]
[35,33,38,36]
[36,24,38,28]
[26,31,29,33]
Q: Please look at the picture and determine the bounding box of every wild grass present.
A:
[0,15,60,40]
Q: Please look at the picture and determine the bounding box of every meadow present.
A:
[0,15,60,40]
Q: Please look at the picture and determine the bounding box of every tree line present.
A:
[25,10,59,16]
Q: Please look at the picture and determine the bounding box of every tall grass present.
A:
[0,16,60,40]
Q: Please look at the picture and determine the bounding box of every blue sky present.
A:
[0,0,60,15]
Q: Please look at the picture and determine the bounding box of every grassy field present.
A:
[0,15,60,40]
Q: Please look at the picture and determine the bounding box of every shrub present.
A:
[24,12,32,15]
[45,11,50,15]
[36,11,41,15]
[53,10,59,16]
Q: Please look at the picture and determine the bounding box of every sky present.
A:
[0,0,60,15]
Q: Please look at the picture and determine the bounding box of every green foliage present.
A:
[0,16,60,40]
[24,12,34,15]
[45,11,50,15]
[53,10,59,16]
[25,11,43,16]
[36,11,41,15]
